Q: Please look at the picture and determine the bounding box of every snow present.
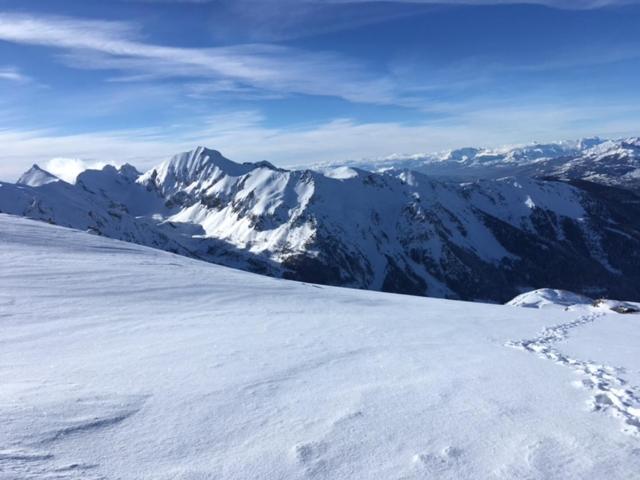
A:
[506,309,640,436]
[507,289,640,315]
[561,313,640,389]
[16,165,61,187]
[507,288,594,309]
[2,213,640,479]
[524,195,535,209]
[320,166,360,180]
[141,146,257,197]
[591,298,640,313]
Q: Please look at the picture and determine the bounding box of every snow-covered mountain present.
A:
[17,164,61,187]
[2,214,639,479]
[2,145,640,302]
[326,137,640,190]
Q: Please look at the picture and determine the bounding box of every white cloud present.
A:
[0,13,396,105]
[44,158,109,183]
[0,66,30,83]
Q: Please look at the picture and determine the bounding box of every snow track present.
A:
[507,313,640,435]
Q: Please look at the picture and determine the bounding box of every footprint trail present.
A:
[506,312,640,435]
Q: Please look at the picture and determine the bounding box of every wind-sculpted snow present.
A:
[2,215,640,479]
[3,145,640,302]
[1,394,146,479]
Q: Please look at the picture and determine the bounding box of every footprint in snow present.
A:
[507,313,640,436]
[293,441,330,476]
[412,446,464,473]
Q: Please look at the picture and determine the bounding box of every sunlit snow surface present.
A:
[1,214,639,479]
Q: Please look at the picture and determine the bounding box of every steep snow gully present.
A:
[507,313,640,436]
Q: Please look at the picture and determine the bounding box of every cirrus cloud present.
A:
[0,12,397,105]
[0,66,31,83]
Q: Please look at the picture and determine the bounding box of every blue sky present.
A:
[1,0,640,179]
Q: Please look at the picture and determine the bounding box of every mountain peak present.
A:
[161,147,245,180]
[141,147,278,195]
[117,163,141,181]
[16,164,61,187]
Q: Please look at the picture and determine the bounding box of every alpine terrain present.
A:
[2,139,640,302]
[3,1,640,478]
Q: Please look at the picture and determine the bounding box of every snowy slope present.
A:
[1,214,639,479]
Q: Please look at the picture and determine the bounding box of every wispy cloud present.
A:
[0,66,31,83]
[0,12,396,104]
[2,100,639,181]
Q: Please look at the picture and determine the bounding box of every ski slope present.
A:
[1,214,639,479]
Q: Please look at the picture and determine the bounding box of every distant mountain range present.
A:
[319,137,640,190]
[2,138,640,303]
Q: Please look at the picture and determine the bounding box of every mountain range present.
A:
[2,138,640,303]
[323,137,640,190]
